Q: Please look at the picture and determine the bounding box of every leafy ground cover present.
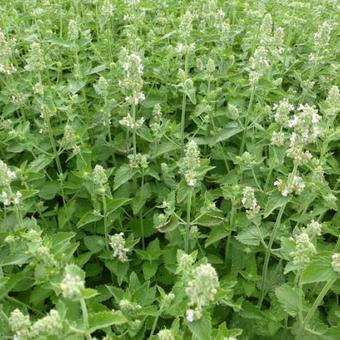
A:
[0,0,340,339]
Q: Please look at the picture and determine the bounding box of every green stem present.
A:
[258,203,286,307]
[140,171,145,249]
[300,278,337,334]
[185,189,192,253]
[102,193,109,251]
[80,298,91,340]
[132,103,137,156]
[239,86,255,155]
[181,53,189,146]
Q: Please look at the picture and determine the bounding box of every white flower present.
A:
[186,308,195,322]
[31,310,62,338]
[158,329,175,340]
[185,263,219,311]
[60,272,84,299]
[331,253,340,273]
[9,309,31,338]
[180,140,201,187]
[109,233,129,262]
[0,160,16,186]
[241,186,260,218]
[93,165,108,186]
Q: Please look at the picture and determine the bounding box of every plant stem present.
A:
[181,53,189,146]
[102,193,109,251]
[132,103,137,156]
[80,298,91,340]
[140,171,145,249]
[258,203,286,307]
[299,277,337,336]
[239,86,255,155]
[185,189,192,253]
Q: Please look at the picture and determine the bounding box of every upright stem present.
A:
[299,278,337,335]
[102,193,109,251]
[181,53,189,146]
[258,163,298,307]
[140,171,145,249]
[185,189,192,253]
[239,86,255,155]
[258,203,286,307]
[132,103,137,156]
[80,298,91,340]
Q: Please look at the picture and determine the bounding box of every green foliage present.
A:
[0,0,339,339]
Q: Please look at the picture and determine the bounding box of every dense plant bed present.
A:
[0,0,339,339]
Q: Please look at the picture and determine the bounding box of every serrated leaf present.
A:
[235,227,261,246]
[89,311,127,332]
[302,253,337,284]
[275,284,300,317]
[84,235,105,253]
[113,164,135,191]
[264,192,289,218]
[187,313,212,340]
[77,211,102,229]
[28,154,54,172]
[205,225,230,247]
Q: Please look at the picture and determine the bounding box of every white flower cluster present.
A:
[119,113,145,129]
[174,10,195,55]
[30,309,62,338]
[93,76,109,97]
[0,190,22,206]
[93,164,108,186]
[274,174,305,197]
[0,160,16,186]
[9,309,62,339]
[101,0,115,17]
[158,329,175,340]
[272,99,322,164]
[0,29,17,75]
[68,18,80,41]
[331,253,340,273]
[314,21,333,50]
[119,49,144,105]
[241,186,260,218]
[249,46,270,85]
[127,153,149,169]
[180,140,201,187]
[259,13,285,56]
[185,263,219,321]
[324,85,339,116]
[176,250,196,275]
[119,299,142,313]
[150,103,163,135]
[290,219,322,268]
[9,309,31,339]
[24,42,45,72]
[109,233,129,262]
[60,272,85,299]
[291,231,316,268]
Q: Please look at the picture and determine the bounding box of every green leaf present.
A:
[302,253,337,284]
[28,154,54,172]
[81,288,98,300]
[235,227,261,246]
[39,181,59,200]
[84,235,105,253]
[113,164,135,191]
[205,225,230,247]
[195,213,225,227]
[275,284,300,317]
[264,192,288,218]
[77,211,102,229]
[142,261,158,280]
[88,311,127,332]
[187,313,212,340]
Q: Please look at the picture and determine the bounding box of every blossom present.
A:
[241,186,260,218]
[60,271,84,299]
[331,253,340,273]
[180,140,201,187]
[109,233,129,262]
